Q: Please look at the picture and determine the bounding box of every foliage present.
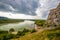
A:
[0,31,8,34]
[31,29,36,33]
[22,28,30,33]
[0,28,32,40]
[35,20,46,27]
[11,27,60,40]
[9,28,15,32]
[17,28,30,36]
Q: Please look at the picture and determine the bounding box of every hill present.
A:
[0,16,8,20]
[0,16,24,24]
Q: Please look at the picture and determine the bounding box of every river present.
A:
[0,20,35,31]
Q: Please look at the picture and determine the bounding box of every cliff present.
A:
[47,3,60,26]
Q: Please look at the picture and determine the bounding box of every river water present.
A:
[0,20,35,31]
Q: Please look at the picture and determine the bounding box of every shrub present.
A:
[17,28,30,36]
[17,31,22,36]
[0,31,8,34]
[35,20,46,27]
[9,28,15,32]
[22,28,29,33]
[31,29,36,33]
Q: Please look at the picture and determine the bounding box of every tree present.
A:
[9,28,15,32]
[35,20,46,27]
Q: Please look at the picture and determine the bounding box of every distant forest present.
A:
[0,19,24,24]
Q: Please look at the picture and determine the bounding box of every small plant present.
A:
[31,29,36,33]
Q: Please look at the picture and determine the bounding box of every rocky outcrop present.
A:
[47,3,60,26]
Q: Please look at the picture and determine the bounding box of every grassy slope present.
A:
[11,27,60,40]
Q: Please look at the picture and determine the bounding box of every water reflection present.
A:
[0,20,35,31]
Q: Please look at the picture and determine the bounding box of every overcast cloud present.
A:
[0,0,60,19]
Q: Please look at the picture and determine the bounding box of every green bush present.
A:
[0,31,8,34]
[22,28,29,33]
[0,31,16,40]
[17,28,30,36]
[35,20,46,27]
[6,34,15,39]
[31,29,36,33]
[9,28,15,32]
[17,31,23,36]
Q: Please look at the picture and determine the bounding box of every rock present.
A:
[47,3,60,26]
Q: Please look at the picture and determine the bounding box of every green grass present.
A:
[0,26,60,40]
[11,26,60,40]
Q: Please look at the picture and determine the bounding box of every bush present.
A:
[3,35,9,40]
[6,34,16,39]
[0,34,9,40]
[17,28,30,36]
[35,20,46,27]
[9,28,15,32]
[0,31,8,34]
[17,31,23,36]
[31,29,36,33]
[22,28,29,33]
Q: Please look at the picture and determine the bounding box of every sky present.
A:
[0,0,60,19]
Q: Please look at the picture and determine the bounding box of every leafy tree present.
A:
[9,28,15,32]
[35,20,46,27]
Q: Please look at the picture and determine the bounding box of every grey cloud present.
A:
[0,2,13,12]
[0,0,39,16]
[40,0,60,19]
[0,0,60,19]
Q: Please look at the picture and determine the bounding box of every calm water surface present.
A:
[0,20,35,31]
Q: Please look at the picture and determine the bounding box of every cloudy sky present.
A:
[0,0,60,19]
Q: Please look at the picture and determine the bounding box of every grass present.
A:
[11,26,60,40]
